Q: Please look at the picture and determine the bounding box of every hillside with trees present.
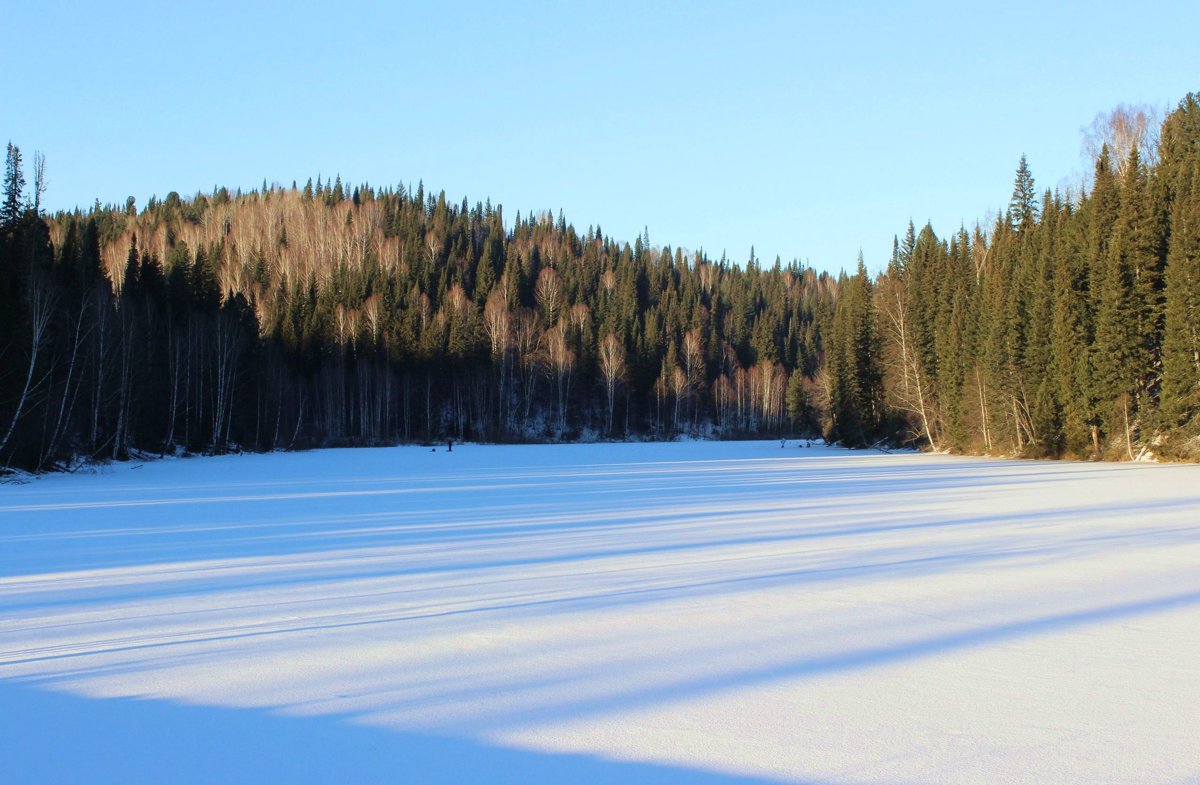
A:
[3,92,1199,471]
[1,155,834,470]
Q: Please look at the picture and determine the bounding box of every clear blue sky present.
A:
[3,0,1197,273]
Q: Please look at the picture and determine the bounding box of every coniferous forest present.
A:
[3,93,1200,472]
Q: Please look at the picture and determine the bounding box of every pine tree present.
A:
[122,234,141,294]
[1075,147,1123,452]
[1009,154,1039,230]
[1051,201,1095,453]
[1092,150,1146,456]
[1111,147,1164,413]
[900,221,916,269]
[1023,193,1062,452]
[827,257,883,446]
[1159,164,1200,428]
[2,142,25,228]
[785,369,811,434]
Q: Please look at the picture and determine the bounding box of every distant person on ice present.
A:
[447,439,453,452]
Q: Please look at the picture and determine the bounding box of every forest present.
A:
[2,92,1199,472]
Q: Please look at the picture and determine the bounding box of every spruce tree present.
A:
[1159,164,1200,429]
[786,369,811,434]
[1079,148,1122,452]
[1051,201,1096,453]
[1009,154,1039,230]
[827,257,882,446]
[1111,147,1164,415]
[1093,151,1144,454]
[2,142,25,229]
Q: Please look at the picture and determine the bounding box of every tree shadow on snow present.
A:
[415,587,1200,731]
[0,678,811,785]
[2,453,1176,576]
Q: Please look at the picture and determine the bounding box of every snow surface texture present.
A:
[2,442,1199,785]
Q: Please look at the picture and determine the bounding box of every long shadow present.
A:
[443,587,1200,730]
[9,589,1199,784]
[0,679,807,785]
[13,506,1200,670]
[0,546,1042,668]
[9,491,1199,619]
[1,453,1160,576]
[7,458,1196,558]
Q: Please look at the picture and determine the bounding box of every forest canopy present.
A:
[3,92,1200,471]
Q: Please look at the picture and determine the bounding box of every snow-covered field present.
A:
[2,441,1199,785]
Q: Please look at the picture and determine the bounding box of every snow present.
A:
[2,441,1200,784]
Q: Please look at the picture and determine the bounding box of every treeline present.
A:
[3,92,1199,472]
[0,151,833,470]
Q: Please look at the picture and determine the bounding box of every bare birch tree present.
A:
[875,271,940,450]
[1083,103,1163,177]
[534,266,562,326]
[597,333,625,436]
[483,289,511,432]
[546,321,574,438]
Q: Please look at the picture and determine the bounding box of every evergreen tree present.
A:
[1093,157,1143,454]
[827,257,883,446]
[1110,147,1164,411]
[1009,154,1039,230]
[785,370,811,434]
[2,142,25,228]
[1075,147,1123,452]
[1159,165,1200,428]
[1051,199,1095,453]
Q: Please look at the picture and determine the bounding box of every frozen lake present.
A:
[3,441,1199,784]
